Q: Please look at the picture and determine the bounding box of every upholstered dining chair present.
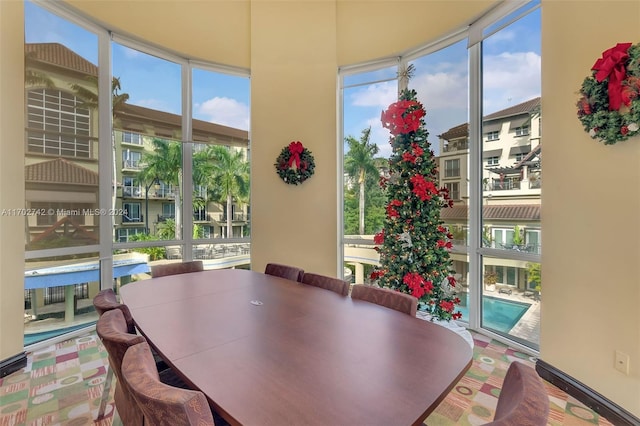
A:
[350,285,418,317]
[150,260,204,278]
[96,308,147,425]
[300,272,349,296]
[484,361,550,425]
[93,288,141,419]
[121,341,216,426]
[264,262,304,282]
[93,288,136,333]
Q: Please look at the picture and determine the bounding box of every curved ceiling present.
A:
[66,0,497,68]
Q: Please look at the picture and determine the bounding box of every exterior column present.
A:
[355,263,364,284]
[64,285,75,323]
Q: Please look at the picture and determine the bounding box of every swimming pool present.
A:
[455,294,531,333]
[24,322,95,346]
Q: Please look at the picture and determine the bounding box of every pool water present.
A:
[455,293,531,333]
[24,322,95,346]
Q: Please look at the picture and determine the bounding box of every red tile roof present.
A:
[438,97,541,140]
[25,158,99,186]
[484,97,541,121]
[440,204,540,221]
[25,43,98,76]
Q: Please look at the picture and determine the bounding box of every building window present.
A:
[122,177,142,197]
[116,227,146,242]
[122,202,142,223]
[515,152,529,161]
[122,150,142,169]
[26,89,92,158]
[486,156,499,166]
[162,203,175,218]
[122,132,143,145]
[444,159,460,178]
[444,182,460,200]
[486,131,499,141]
[515,125,529,136]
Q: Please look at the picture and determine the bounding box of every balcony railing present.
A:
[122,160,142,170]
[157,214,174,222]
[491,179,520,191]
[122,187,143,198]
[194,212,213,222]
[122,213,143,223]
[221,212,249,221]
[442,141,469,153]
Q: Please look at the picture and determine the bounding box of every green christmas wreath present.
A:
[577,42,640,145]
[274,141,315,185]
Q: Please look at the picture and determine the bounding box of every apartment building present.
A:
[24,43,250,248]
[438,97,541,292]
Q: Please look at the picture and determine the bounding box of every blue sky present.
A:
[343,7,541,158]
[25,1,540,156]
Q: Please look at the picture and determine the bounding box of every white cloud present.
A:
[483,51,541,113]
[195,97,250,130]
[350,81,397,108]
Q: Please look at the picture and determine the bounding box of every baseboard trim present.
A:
[0,352,27,378]
[536,359,639,426]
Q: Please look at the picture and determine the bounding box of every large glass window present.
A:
[480,3,541,349]
[341,64,398,284]
[23,0,251,348]
[24,0,103,345]
[340,1,540,350]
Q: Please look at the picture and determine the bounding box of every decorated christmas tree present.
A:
[370,88,461,321]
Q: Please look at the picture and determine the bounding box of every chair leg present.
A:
[96,365,114,420]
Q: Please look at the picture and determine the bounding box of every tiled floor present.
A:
[0,330,614,426]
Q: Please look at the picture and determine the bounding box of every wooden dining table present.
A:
[120,269,473,426]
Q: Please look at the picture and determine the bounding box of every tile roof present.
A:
[440,204,540,221]
[25,43,98,76]
[438,97,541,140]
[483,97,541,121]
[25,158,99,186]
[438,123,468,139]
[116,104,248,141]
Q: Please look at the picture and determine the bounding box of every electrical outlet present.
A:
[614,350,630,375]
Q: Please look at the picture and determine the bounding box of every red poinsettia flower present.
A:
[402,152,417,163]
[381,100,425,135]
[439,300,454,313]
[452,312,463,320]
[621,125,629,135]
[410,174,438,201]
[373,231,384,245]
[447,275,457,287]
[437,225,447,233]
[411,143,424,157]
[370,269,386,280]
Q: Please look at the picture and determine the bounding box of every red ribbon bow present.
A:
[287,141,304,168]
[592,42,632,111]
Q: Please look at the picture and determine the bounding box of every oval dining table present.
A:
[120,268,473,426]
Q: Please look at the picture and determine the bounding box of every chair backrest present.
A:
[264,263,304,282]
[350,285,418,317]
[92,288,136,334]
[485,361,550,426]
[151,260,204,278]
[96,308,146,426]
[301,272,349,296]
[122,341,216,426]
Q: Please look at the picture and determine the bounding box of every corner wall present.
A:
[0,0,27,362]
[541,0,640,416]
[249,1,339,276]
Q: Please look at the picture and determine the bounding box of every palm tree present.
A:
[25,51,55,88]
[344,127,379,235]
[138,139,184,239]
[70,76,129,240]
[204,145,250,238]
